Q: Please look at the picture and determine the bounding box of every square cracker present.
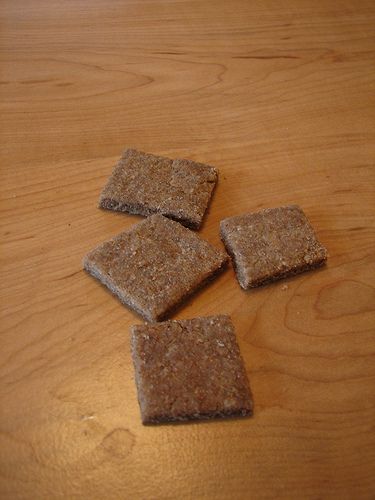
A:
[83,214,228,321]
[99,149,218,229]
[220,205,328,289]
[131,315,253,424]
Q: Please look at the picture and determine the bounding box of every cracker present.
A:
[83,214,228,321]
[220,205,328,289]
[131,315,253,424]
[99,149,218,229]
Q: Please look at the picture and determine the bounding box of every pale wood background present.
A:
[1,1,375,498]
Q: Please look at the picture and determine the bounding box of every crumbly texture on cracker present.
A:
[220,205,328,289]
[83,214,228,321]
[99,149,218,229]
[131,315,253,424]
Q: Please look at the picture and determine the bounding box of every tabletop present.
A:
[1,1,375,498]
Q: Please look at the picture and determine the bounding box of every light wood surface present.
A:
[1,1,375,498]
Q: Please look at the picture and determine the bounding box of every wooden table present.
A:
[1,1,374,498]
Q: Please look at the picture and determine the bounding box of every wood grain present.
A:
[1,0,375,498]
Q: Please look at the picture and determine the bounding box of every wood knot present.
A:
[101,428,135,459]
[315,279,375,319]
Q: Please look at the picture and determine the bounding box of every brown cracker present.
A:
[99,149,218,229]
[83,214,228,321]
[131,315,253,424]
[220,205,328,289]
